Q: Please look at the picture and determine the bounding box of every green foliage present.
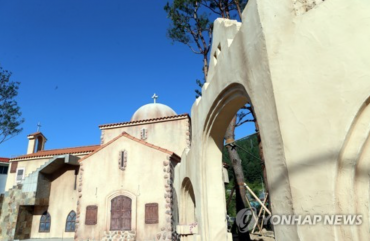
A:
[223,134,262,184]
[164,0,213,53]
[223,134,265,216]
[0,65,24,144]
[195,78,205,98]
[164,0,249,98]
[225,178,237,217]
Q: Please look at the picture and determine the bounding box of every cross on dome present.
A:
[152,93,158,103]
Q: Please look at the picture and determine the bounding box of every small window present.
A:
[0,166,8,174]
[119,150,127,170]
[65,211,76,232]
[39,212,51,232]
[141,128,148,140]
[16,168,25,183]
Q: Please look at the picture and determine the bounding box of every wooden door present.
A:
[110,196,131,230]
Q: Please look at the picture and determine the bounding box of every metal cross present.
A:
[37,122,41,132]
[152,93,158,103]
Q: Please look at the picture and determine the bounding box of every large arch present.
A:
[174,13,298,239]
[335,96,370,240]
[174,0,370,240]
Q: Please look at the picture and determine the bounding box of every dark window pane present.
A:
[39,212,51,232]
[71,223,75,231]
[66,211,76,232]
[66,222,71,231]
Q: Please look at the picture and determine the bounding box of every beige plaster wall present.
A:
[77,137,173,241]
[30,167,78,239]
[5,157,50,191]
[175,0,370,240]
[5,153,87,191]
[101,117,190,155]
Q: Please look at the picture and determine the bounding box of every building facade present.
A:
[0,102,190,241]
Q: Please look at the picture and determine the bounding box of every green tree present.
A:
[0,65,24,144]
[164,0,213,86]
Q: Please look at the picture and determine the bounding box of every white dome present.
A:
[131,103,177,121]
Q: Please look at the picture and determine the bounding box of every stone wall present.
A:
[0,184,36,240]
[14,205,34,240]
[101,231,136,241]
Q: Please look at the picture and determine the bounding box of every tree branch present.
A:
[235,119,255,127]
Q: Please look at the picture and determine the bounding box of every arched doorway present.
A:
[176,76,297,240]
[110,195,132,231]
[202,83,250,239]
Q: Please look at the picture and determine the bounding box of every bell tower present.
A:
[27,132,47,154]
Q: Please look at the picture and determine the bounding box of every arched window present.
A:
[65,211,76,232]
[39,212,51,232]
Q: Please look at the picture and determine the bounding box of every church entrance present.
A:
[110,195,132,231]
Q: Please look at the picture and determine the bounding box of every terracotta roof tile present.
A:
[27,131,42,137]
[0,157,9,163]
[10,145,100,161]
[121,132,180,159]
[99,113,189,129]
[79,132,180,163]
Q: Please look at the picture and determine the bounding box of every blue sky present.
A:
[0,0,254,157]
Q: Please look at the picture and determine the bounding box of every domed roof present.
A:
[131,103,177,121]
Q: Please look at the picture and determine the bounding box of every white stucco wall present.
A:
[77,135,177,241]
[174,0,370,240]
[101,116,190,156]
[30,167,78,239]
[5,153,88,191]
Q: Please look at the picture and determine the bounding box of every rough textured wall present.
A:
[14,206,34,240]
[175,0,370,240]
[75,136,175,241]
[0,184,36,240]
[30,167,78,239]
[293,0,325,15]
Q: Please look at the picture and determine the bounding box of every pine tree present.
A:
[0,65,24,144]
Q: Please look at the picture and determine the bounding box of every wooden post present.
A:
[244,183,271,215]
[252,193,269,234]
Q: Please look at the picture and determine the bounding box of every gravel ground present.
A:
[250,230,275,241]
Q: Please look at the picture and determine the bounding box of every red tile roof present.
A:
[27,131,42,137]
[27,132,47,140]
[0,157,9,163]
[79,132,180,163]
[10,145,100,161]
[99,113,189,129]
[121,132,180,160]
